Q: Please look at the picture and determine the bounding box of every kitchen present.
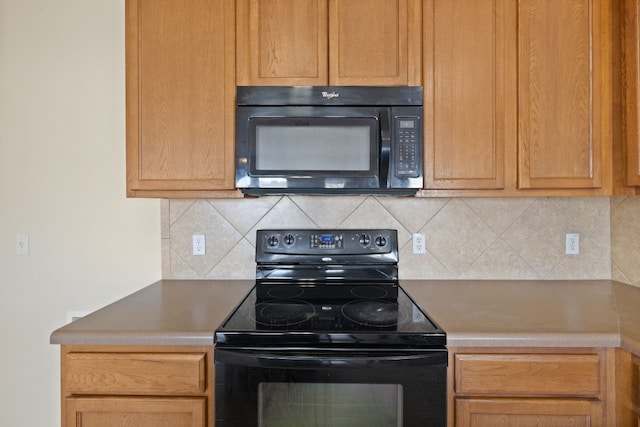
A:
[2,0,640,426]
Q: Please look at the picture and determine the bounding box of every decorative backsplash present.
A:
[611,196,640,286]
[162,196,639,286]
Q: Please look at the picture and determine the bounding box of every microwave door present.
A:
[242,115,381,192]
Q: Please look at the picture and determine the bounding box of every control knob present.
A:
[267,236,279,247]
[283,234,295,245]
[375,235,387,247]
[358,234,371,246]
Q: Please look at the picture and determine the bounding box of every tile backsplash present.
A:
[162,196,638,286]
[612,196,640,286]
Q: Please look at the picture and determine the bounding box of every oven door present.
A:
[214,347,447,427]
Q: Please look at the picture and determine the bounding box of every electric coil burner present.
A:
[214,229,447,427]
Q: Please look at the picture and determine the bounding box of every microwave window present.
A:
[255,125,372,171]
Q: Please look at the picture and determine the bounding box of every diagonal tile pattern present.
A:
[612,196,640,285]
[162,196,625,282]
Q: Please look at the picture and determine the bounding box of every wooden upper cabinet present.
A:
[423,0,516,190]
[126,0,238,198]
[518,0,612,190]
[237,0,422,86]
[625,0,640,186]
[329,0,422,86]
[236,0,328,85]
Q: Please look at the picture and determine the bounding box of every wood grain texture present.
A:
[60,345,214,427]
[450,347,613,427]
[423,0,516,190]
[329,0,421,85]
[126,0,236,196]
[455,353,601,397]
[236,0,328,85]
[65,397,205,427]
[455,398,601,427]
[625,0,640,185]
[635,354,640,422]
[614,349,637,427]
[65,352,206,395]
[518,0,611,190]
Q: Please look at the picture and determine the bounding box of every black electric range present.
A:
[214,229,448,427]
[215,229,446,349]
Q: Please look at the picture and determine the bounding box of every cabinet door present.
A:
[518,0,612,190]
[626,0,640,186]
[65,397,205,427]
[126,0,237,197]
[635,355,640,425]
[236,0,328,85]
[456,398,601,427]
[329,0,422,85]
[423,0,516,190]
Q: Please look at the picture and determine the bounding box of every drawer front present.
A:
[65,352,206,395]
[65,396,206,427]
[455,353,601,397]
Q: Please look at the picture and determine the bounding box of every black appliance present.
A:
[235,86,423,195]
[214,229,447,427]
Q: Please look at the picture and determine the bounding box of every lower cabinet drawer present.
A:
[65,352,206,395]
[455,353,601,397]
[455,397,601,427]
[65,396,206,427]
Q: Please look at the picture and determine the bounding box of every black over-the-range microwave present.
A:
[235,86,423,195]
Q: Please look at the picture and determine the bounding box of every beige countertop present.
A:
[403,280,628,350]
[50,280,255,346]
[50,279,640,354]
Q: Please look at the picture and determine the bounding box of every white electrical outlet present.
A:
[412,233,426,254]
[192,234,206,255]
[16,234,29,255]
[565,233,579,255]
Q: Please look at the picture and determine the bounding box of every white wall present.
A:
[0,1,161,426]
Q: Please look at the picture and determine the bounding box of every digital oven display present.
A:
[311,234,343,249]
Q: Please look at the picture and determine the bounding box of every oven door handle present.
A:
[215,348,447,369]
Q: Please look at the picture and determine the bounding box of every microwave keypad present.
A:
[395,118,419,177]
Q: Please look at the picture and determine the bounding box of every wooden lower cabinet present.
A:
[632,353,640,426]
[613,349,640,427]
[450,347,614,427]
[60,345,213,427]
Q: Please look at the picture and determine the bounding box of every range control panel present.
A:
[257,229,398,262]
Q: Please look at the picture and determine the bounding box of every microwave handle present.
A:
[379,109,391,186]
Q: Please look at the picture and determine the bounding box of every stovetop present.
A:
[214,285,446,348]
[214,229,446,349]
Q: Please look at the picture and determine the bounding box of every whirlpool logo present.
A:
[321,91,340,100]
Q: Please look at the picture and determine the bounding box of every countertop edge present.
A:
[621,336,640,355]
[50,330,215,346]
[446,332,621,349]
